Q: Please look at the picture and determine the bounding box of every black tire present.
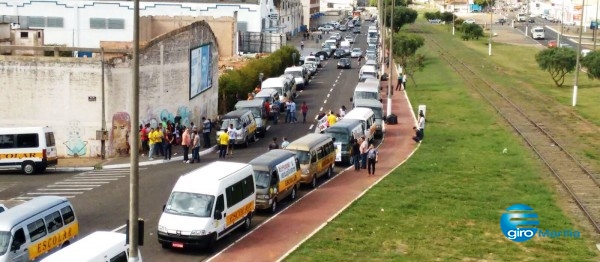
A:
[270,200,278,214]
[252,134,257,142]
[290,186,297,201]
[244,137,249,148]
[327,166,333,178]
[242,215,252,231]
[205,234,217,253]
[311,175,317,189]
[21,161,36,175]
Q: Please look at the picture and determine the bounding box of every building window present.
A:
[28,16,45,27]
[327,3,333,8]
[20,32,28,38]
[46,17,64,28]
[28,16,63,28]
[90,18,125,29]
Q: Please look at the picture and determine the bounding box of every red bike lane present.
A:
[208,68,418,262]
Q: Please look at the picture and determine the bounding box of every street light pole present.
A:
[452,10,456,36]
[572,0,586,107]
[292,52,297,66]
[387,0,394,98]
[381,0,386,77]
[558,0,565,44]
[259,72,264,88]
[488,0,493,56]
[101,49,106,160]
[128,0,141,259]
[595,0,599,50]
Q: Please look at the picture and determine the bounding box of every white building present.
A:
[301,0,322,27]
[320,0,355,12]
[271,0,304,35]
[0,0,304,49]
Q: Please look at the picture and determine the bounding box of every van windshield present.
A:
[238,107,261,118]
[254,171,271,189]
[286,71,303,78]
[220,119,241,130]
[326,131,349,144]
[355,91,378,100]
[165,192,215,218]
[294,150,311,165]
[0,231,10,256]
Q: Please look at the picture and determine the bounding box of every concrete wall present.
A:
[0,21,219,158]
[140,16,236,58]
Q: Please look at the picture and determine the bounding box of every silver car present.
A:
[350,48,362,58]
[344,35,355,44]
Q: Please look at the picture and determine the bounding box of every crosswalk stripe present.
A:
[56,181,110,184]
[37,188,94,191]
[27,192,83,195]
[47,184,101,187]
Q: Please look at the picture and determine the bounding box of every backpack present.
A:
[367,149,377,160]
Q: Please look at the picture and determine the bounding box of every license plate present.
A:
[172,242,184,248]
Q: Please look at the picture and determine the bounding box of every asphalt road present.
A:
[0,21,378,261]
[510,16,578,48]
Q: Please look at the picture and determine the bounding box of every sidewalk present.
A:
[207,61,418,262]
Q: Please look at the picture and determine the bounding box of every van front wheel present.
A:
[242,215,252,231]
[22,161,36,175]
[311,175,317,189]
[290,187,297,200]
[327,166,333,178]
[270,200,277,214]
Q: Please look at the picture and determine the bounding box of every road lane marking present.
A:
[327,94,330,98]
[47,184,102,187]
[330,88,333,92]
[56,181,110,184]
[266,125,271,131]
[324,99,327,104]
[37,188,94,191]
[319,107,323,111]
[309,124,314,130]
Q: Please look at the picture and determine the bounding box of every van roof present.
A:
[285,134,332,152]
[344,107,374,120]
[355,82,379,91]
[0,196,69,231]
[249,149,295,172]
[173,161,251,196]
[354,98,383,108]
[0,126,52,134]
[222,109,251,119]
[262,77,285,86]
[285,66,304,72]
[235,99,263,108]
[326,119,362,133]
[255,89,278,97]
[41,231,126,261]
[360,65,377,72]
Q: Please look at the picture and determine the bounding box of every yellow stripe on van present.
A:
[0,152,43,160]
[279,171,301,193]
[226,201,255,227]
[29,222,79,260]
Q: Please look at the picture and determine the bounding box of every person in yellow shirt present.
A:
[148,127,156,160]
[218,128,229,158]
[327,110,337,127]
[155,126,164,157]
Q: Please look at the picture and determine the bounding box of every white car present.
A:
[464,19,476,24]
[351,48,363,58]
[0,204,7,213]
[344,35,355,44]
[318,25,335,32]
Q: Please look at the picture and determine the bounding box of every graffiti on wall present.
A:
[63,120,88,157]
[109,112,131,156]
[141,106,193,129]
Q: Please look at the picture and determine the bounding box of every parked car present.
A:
[353,27,361,34]
[351,48,363,58]
[314,50,329,60]
[464,19,476,24]
[344,35,355,44]
[318,25,335,31]
[321,47,333,57]
[339,25,347,31]
[333,49,346,58]
[365,53,377,61]
[337,58,352,69]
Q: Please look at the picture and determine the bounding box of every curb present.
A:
[50,145,217,172]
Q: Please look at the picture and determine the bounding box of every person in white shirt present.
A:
[417,111,425,133]
[281,137,290,149]
[339,105,346,118]
[227,124,237,155]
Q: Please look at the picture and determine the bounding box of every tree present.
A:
[581,50,600,80]
[383,7,418,32]
[460,24,484,40]
[392,33,425,86]
[535,47,577,87]
[440,12,455,24]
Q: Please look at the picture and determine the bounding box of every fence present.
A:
[238,31,287,53]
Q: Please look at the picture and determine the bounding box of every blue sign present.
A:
[190,44,212,99]
[499,204,539,242]
[591,21,597,30]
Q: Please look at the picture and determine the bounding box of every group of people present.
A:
[395,73,408,91]
[267,137,290,151]
[217,124,239,159]
[351,135,379,176]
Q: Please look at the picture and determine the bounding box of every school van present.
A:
[343,107,376,143]
[234,100,267,137]
[284,134,336,188]
[284,66,307,90]
[262,77,294,100]
[354,98,385,139]
[324,119,363,165]
[0,127,58,174]
[0,196,78,262]
[359,65,378,82]
[249,149,302,213]
[41,231,142,262]
[531,26,545,39]
[351,81,381,104]
[216,110,258,147]
[254,89,280,116]
[157,161,256,252]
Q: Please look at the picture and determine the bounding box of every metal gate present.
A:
[238,31,286,53]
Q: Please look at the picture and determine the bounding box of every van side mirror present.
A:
[162,204,166,211]
[214,211,223,220]
[349,97,353,102]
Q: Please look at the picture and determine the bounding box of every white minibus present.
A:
[41,231,141,262]
[0,127,58,174]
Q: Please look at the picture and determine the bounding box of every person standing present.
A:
[281,137,290,149]
[272,97,280,125]
[164,129,174,160]
[402,73,407,90]
[339,105,346,118]
[366,144,378,175]
[190,128,201,163]
[417,110,425,136]
[300,41,304,50]
[359,136,368,169]
[395,73,403,91]
[285,100,292,123]
[181,127,191,163]
[218,128,229,158]
[227,124,237,155]
[148,127,156,160]
[327,110,337,128]
[351,138,361,171]
[301,101,308,123]
[140,124,149,156]
[290,100,297,123]
[202,117,211,148]
[268,137,279,150]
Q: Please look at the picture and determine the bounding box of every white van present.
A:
[41,231,141,262]
[531,26,545,39]
[0,196,78,262]
[359,65,378,82]
[254,89,280,116]
[157,161,256,252]
[351,81,381,104]
[284,66,307,90]
[343,107,376,142]
[262,77,293,100]
[0,127,58,174]
[354,98,385,139]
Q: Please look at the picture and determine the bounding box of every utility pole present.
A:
[595,0,599,50]
[128,0,141,259]
[386,0,394,117]
[488,0,493,56]
[572,0,586,107]
[452,9,456,36]
[101,49,106,160]
[381,0,386,77]
[558,0,565,44]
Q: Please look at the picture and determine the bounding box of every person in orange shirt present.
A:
[181,127,191,163]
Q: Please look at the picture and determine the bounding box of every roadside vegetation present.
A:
[284,18,600,261]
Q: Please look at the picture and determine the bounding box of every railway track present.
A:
[426,36,600,234]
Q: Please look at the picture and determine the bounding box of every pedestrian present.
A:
[366,143,378,175]
[412,126,424,143]
[402,73,407,90]
[395,73,402,91]
[155,124,164,157]
[301,101,308,123]
[417,110,425,135]
[300,41,304,50]
[164,129,174,160]
[190,128,201,163]
[272,97,280,125]
[327,110,337,127]
[290,100,297,123]
[227,124,236,155]
[181,127,191,163]
[339,105,346,118]
[202,117,211,148]
[285,100,292,123]
[218,128,229,158]
[161,127,170,160]
[281,137,290,149]
[268,137,279,150]
[351,138,361,171]
[359,136,368,169]
[148,127,156,160]
[140,124,149,156]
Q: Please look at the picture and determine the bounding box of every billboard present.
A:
[189,44,212,99]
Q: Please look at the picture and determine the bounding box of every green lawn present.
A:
[284,23,599,261]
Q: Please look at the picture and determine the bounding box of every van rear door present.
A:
[44,130,58,162]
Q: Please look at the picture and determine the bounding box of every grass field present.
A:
[284,22,599,261]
